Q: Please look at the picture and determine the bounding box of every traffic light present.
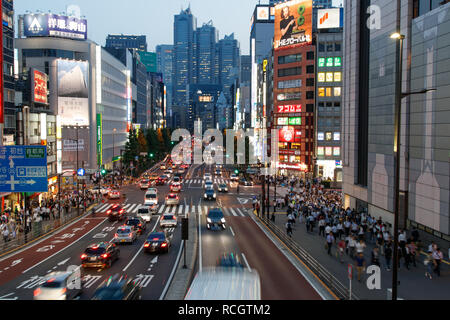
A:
[234,169,239,174]
[171,141,175,145]
[101,169,107,176]
[149,153,154,158]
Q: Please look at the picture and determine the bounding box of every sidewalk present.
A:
[267,186,450,300]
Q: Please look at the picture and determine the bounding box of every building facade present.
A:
[156,44,173,119]
[195,21,219,85]
[2,0,15,141]
[105,34,147,51]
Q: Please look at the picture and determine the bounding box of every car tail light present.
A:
[138,223,142,227]
[128,233,133,237]
[81,254,87,260]
[114,233,118,238]
[144,243,150,248]
[161,242,167,248]
[119,209,124,214]
[34,288,41,297]
[107,210,111,214]
[61,288,67,294]
[101,253,109,259]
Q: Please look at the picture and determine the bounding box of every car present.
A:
[144,189,158,206]
[173,176,182,184]
[217,253,244,268]
[125,217,146,235]
[218,183,228,193]
[170,182,182,193]
[107,205,126,222]
[160,164,166,170]
[160,214,177,228]
[100,187,111,195]
[177,168,185,174]
[160,175,170,182]
[143,232,172,253]
[92,274,142,300]
[108,190,121,199]
[136,205,153,223]
[139,180,150,190]
[204,180,213,190]
[155,177,165,186]
[165,168,173,175]
[204,173,212,180]
[113,226,138,244]
[239,179,253,186]
[215,169,222,176]
[81,242,120,269]
[33,270,82,300]
[165,193,179,206]
[90,186,102,195]
[206,208,226,230]
[204,188,217,201]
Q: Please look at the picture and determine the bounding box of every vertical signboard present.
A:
[96,113,102,166]
[57,59,89,126]
[274,0,312,50]
[0,4,4,126]
[31,69,49,104]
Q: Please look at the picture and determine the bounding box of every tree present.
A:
[122,129,139,175]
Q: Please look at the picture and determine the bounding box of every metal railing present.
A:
[257,215,359,300]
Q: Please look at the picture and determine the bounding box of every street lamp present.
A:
[112,128,117,186]
[390,32,436,300]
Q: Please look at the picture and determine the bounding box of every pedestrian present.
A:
[2,226,9,243]
[326,232,335,256]
[407,241,417,268]
[371,247,380,267]
[432,247,444,277]
[286,221,293,238]
[355,239,366,256]
[384,242,393,271]
[337,239,346,263]
[424,252,434,280]
[355,253,366,282]
[318,218,325,237]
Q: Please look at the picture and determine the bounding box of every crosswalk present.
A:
[96,202,249,217]
[183,178,231,185]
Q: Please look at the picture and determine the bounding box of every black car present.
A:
[206,208,226,230]
[203,188,217,201]
[239,179,253,186]
[81,242,120,269]
[125,217,146,235]
[143,232,172,254]
[92,275,142,300]
[107,205,126,222]
[155,178,165,186]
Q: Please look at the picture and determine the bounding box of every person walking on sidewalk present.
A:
[326,232,335,256]
[355,253,366,283]
[384,241,393,271]
[286,221,293,238]
[432,247,444,277]
[371,247,380,267]
[424,252,434,280]
[337,238,346,263]
[318,218,326,237]
[407,241,417,268]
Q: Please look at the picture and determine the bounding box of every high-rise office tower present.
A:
[105,34,147,51]
[218,33,240,99]
[156,45,173,119]
[195,21,219,84]
[172,6,197,108]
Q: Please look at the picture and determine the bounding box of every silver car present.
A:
[165,193,179,206]
[113,226,137,244]
[160,214,178,228]
[33,270,82,300]
[137,205,153,223]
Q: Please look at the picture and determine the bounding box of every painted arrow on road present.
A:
[237,198,250,205]
[0,292,18,300]
[58,258,71,266]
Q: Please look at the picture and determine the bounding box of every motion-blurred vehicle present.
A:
[125,217,146,235]
[218,183,228,193]
[113,226,137,244]
[239,179,253,186]
[160,175,170,182]
[206,208,226,230]
[230,174,239,181]
[177,168,185,174]
[92,275,142,300]
[81,242,120,269]
[143,232,172,253]
[136,205,153,223]
[160,214,177,228]
[33,270,82,300]
[185,268,261,300]
[144,189,158,206]
[173,176,182,184]
[215,169,222,176]
[217,253,244,268]
[204,188,217,201]
[107,205,126,222]
[139,179,150,190]
[90,186,102,195]
[108,190,121,199]
[165,193,179,206]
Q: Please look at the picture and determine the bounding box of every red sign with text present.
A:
[277,104,302,114]
[33,70,48,104]
[279,126,295,143]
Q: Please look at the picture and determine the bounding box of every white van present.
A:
[136,205,153,223]
[144,189,158,206]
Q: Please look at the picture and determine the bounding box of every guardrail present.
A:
[257,215,359,300]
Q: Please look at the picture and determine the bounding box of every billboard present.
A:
[23,14,87,40]
[274,0,312,50]
[61,126,90,170]
[317,8,342,29]
[57,59,89,126]
[256,7,270,21]
[31,69,48,104]
[279,126,295,143]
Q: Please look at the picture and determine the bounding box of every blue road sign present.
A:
[0,146,48,193]
[77,168,85,176]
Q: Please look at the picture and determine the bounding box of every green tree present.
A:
[123,129,139,176]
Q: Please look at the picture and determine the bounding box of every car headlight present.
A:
[213,193,217,198]
[204,194,207,198]
[207,218,212,223]
[225,188,228,191]
[221,218,226,223]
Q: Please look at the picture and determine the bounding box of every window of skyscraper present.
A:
[326,43,334,52]
[307,51,314,60]
[306,65,314,74]
[335,43,342,52]
[278,67,302,77]
[278,53,302,64]
[306,78,315,86]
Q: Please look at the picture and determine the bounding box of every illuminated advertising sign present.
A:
[279,126,295,143]
[257,7,270,21]
[277,117,288,125]
[288,117,302,126]
[57,59,89,126]
[294,130,302,142]
[317,8,342,29]
[274,0,312,50]
[23,14,87,40]
[277,104,302,113]
[31,69,48,104]
[97,113,102,166]
[277,92,302,101]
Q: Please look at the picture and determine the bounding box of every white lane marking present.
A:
[22,219,108,274]
[184,205,189,216]
[127,204,136,213]
[123,204,131,210]
[82,275,102,288]
[97,203,108,211]
[229,226,235,237]
[158,205,165,214]
[198,205,202,216]
[178,205,183,215]
[159,238,184,300]
[204,206,208,215]
[241,253,251,271]
[134,274,154,288]
[171,206,177,214]
[236,208,246,217]
[122,216,161,272]
[198,211,202,273]
[0,293,18,300]
[229,208,238,217]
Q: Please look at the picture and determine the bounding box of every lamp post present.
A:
[390,32,436,300]
[112,128,117,186]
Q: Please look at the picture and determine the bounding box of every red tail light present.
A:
[128,233,133,237]
[34,288,41,296]
[107,210,111,214]
[119,209,124,214]
[114,233,118,238]
[101,253,109,259]
[81,254,87,259]
[138,223,142,227]
[144,243,150,248]
[161,242,168,248]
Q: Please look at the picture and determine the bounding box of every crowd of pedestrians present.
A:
[274,177,447,281]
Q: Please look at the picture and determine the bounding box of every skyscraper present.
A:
[156,45,173,117]
[240,55,251,84]
[195,21,219,84]
[105,34,147,51]
[218,33,240,99]
[172,7,197,108]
